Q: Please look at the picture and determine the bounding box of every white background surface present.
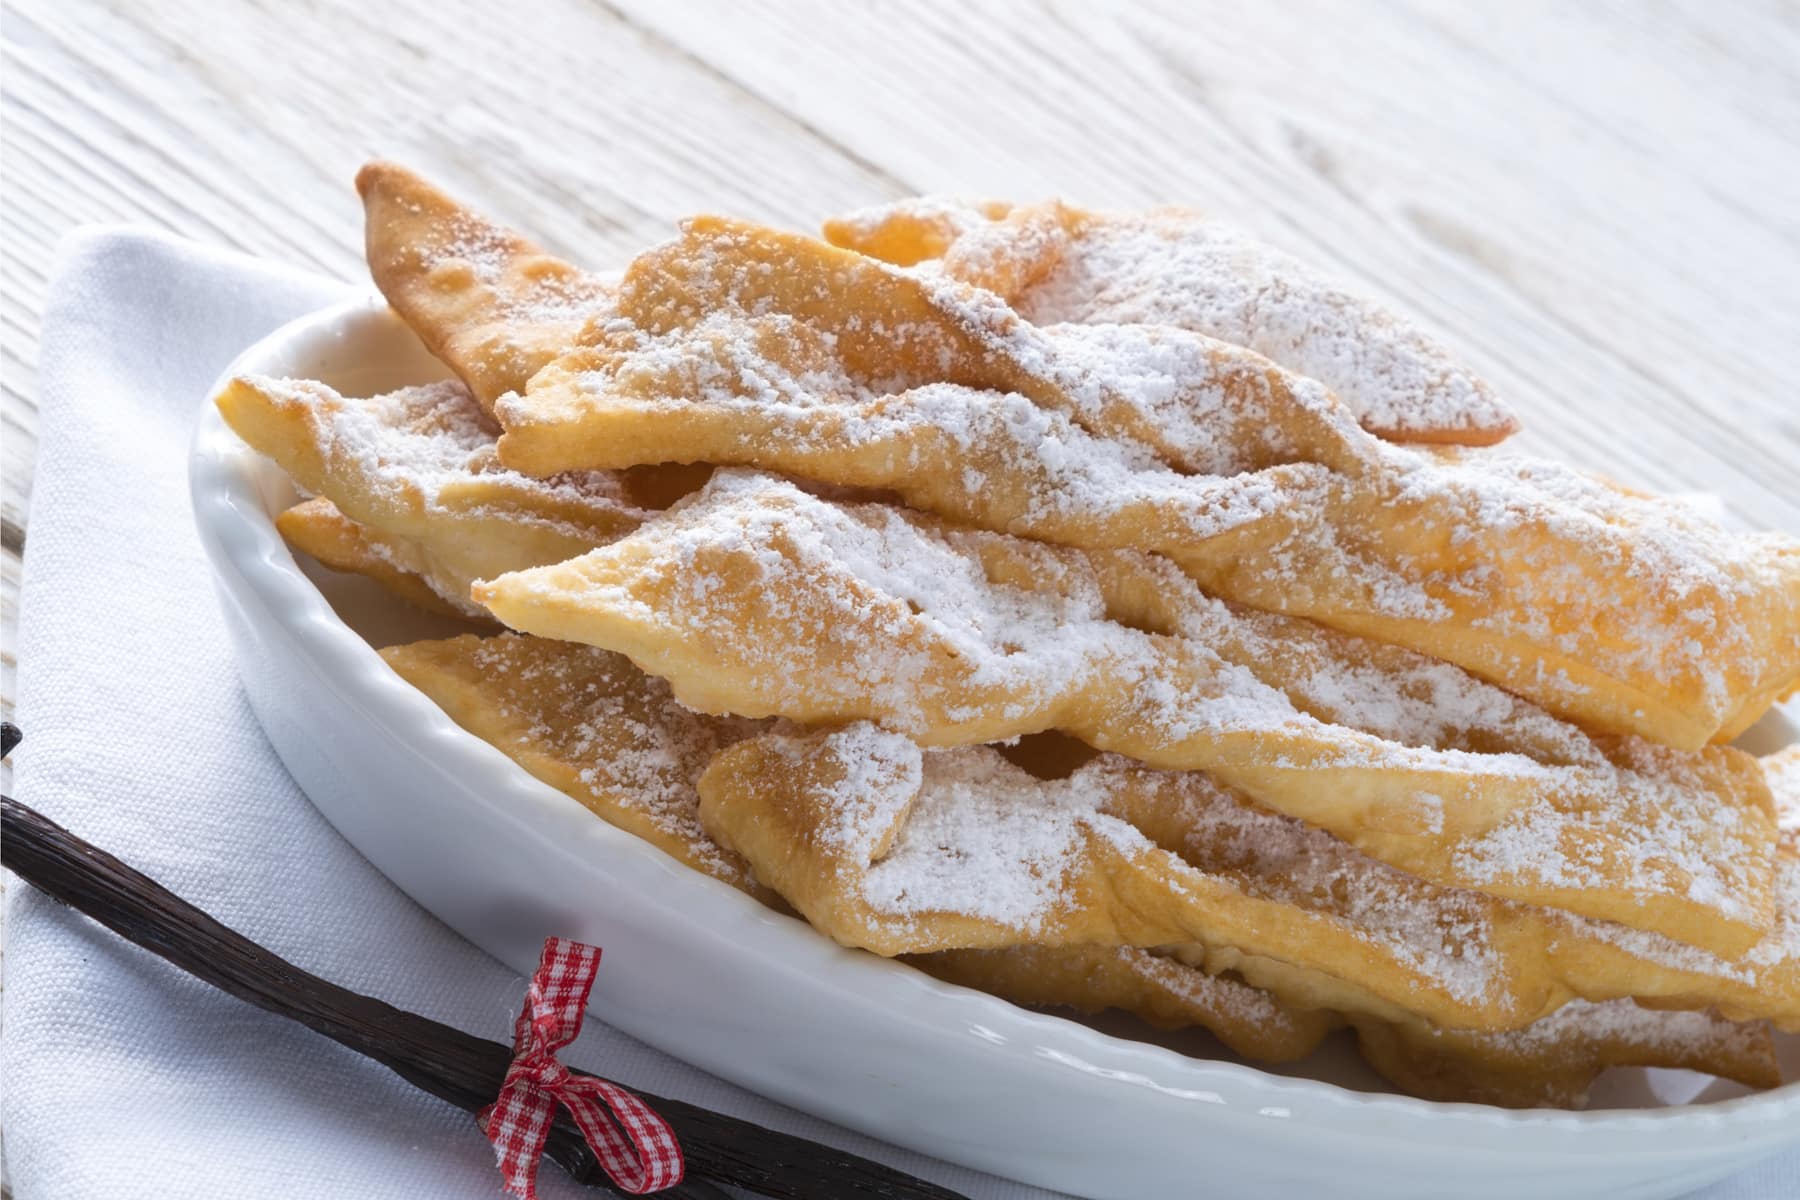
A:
[3,1,1799,1195]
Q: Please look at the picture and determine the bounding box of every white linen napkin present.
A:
[1,229,1791,1200]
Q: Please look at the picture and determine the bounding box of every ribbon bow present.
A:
[479,938,685,1198]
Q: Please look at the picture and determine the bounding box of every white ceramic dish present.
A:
[190,296,1800,1200]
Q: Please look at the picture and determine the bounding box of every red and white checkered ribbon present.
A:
[478,938,685,1198]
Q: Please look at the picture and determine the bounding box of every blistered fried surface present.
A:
[276,496,473,619]
[924,943,1775,1109]
[695,725,1799,1033]
[1350,999,1777,1108]
[499,215,1800,747]
[915,944,1334,1064]
[825,196,1516,444]
[358,161,615,412]
[480,472,1778,952]
[217,374,645,615]
[381,632,771,897]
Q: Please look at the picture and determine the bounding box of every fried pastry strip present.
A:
[277,496,472,618]
[920,946,1777,1108]
[478,471,1776,952]
[372,632,1793,1102]
[381,631,1340,1061]
[1768,746,1800,822]
[694,725,1800,1032]
[380,632,772,899]
[357,161,614,412]
[820,197,1013,268]
[511,311,1328,575]
[823,197,1517,445]
[216,375,645,615]
[915,944,1335,1064]
[499,216,1800,748]
[1350,1000,1778,1108]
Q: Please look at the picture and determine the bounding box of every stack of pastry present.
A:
[217,163,1800,1109]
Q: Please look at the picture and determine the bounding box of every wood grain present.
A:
[609,0,1800,521]
[1,1,1797,1188]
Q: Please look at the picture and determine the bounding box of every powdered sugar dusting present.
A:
[426,215,614,326]
[1761,748,1800,834]
[397,632,764,887]
[1002,208,1514,441]
[791,728,1505,1005]
[824,195,1011,265]
[502,470,1775,939]
[548,468,1331,744]
[236,374,649,613]
[738,726,1800,1030]
[1384,449,1791,709]
[549,309,1300,548]
[242,374,642,525]
[1445,997,1765,1059]
[525,215,1800,747]
[1553,771,1797,1008]
[1452,740,1774,929]
[808,722,925,861]
[1145,754,1506,1005]
[864,744,1102,932]
[1117,946,1302,1028]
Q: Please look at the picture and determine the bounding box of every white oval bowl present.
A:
[189,296,1800,1200]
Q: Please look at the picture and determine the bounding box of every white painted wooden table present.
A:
[2,0,1797,1192]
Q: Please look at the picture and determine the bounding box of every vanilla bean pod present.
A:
[0,775,968,1200]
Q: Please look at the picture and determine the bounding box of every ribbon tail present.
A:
[559,1077,686,1194]
[480,1082,558,1200]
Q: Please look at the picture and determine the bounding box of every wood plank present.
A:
[609,0,1800,528]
